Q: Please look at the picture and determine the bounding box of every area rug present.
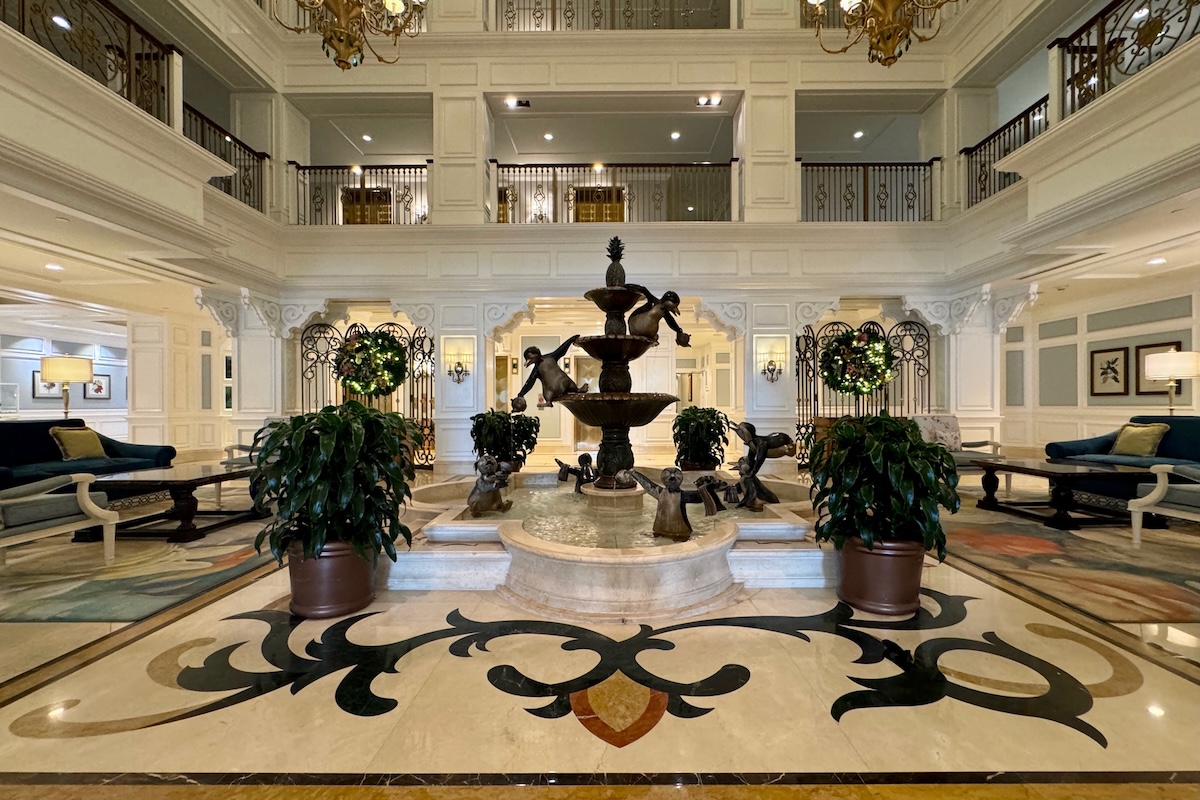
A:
[0,522,276,623]
[946,492,1200,624]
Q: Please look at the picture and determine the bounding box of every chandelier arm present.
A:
[912,14,943,43]
[361,29,405,64]
[271,0,325,33]
[907,0,954,9]
[813,24,867,56]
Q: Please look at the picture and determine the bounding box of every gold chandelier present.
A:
[273,0,426,70]
[802,0,958,66]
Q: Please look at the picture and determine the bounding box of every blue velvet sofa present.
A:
[1044,415,1200,501]
[0,419,176,490]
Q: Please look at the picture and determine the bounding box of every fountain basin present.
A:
[574,334,655,364]
[584,287,643,314]
[557,392,678,427]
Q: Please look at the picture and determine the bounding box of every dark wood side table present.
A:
[971,458,1161,531]
[94,464,266,543]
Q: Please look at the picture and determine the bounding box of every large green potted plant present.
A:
[470,409,540,470]
[672,407,730,470]
[251,401,424,619]
[808,412,960,615]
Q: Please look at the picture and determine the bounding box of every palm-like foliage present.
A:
[672,406,731,466]
[808,412,959,560]
[251,401,424,565]
[470,409,540,464]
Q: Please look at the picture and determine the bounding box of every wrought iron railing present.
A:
[798,1,941,30]
[495,163,731,223]
[799,160,937,222]
[1054,0,1199,118]
[497,0,728,30]
[1,0,171,123]
[293,164,430,225]
[183,104,269,213]
[959,96,1048,208]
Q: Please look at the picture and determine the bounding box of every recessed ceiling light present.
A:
[671,132,681,140]
[505,97,518,108]
[686,206,694,212]
[1148,704,1165,717]
[51,15,70,29]
[55,216,69,223]
[45,263,65,271]
[362,134,373,142]
[593,163,604,172]
[696,95,722,107]
[543,133,553,140]
[1147,257,1168,265]
[853,130,865,139]
[697,97,709,106]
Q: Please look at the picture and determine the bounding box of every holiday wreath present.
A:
[819,329,895,396]
[335,330,408,397]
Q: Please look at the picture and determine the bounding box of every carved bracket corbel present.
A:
[484,302,534,340]
[902,284,992,336]
[240,289,329,339]
[990,282,1039,334]
[794,298,840,331]
[194,288,241,337]
[694,301,747,341]
[390,301,435,331]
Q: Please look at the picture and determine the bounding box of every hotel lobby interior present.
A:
[0,0,1198,796]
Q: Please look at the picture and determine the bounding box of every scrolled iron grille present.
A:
[3,0,169,123]
[961,96,1048,208]
[801,163,934,222]
[798,1,940,29]
[298,322,435,467]
[497,0,726,29]
[183,104,267,212]
[794,319,933,466]
[294,166,429,225]
[1059,0,1199,118]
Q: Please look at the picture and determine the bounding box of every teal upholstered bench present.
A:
[1127,464,1200,547]
[0,475,120,565]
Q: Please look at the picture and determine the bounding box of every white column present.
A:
[232,93,311,224]
[231,313,284,447]
[432,91,491,225]
[167,47,184,135]
[919,89,993,219]
[946,310,1003,446]
[1047,44,1064,126]
[433,302,487,474]
[742,299,795,477]
[428,0,486,30]
[738,83,797,223]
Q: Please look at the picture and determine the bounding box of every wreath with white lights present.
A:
[819,329,896,396]
[335,331,408,398]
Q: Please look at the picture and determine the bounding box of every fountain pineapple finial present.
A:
[605,237,625,287]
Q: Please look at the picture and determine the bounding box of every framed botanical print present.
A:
[31,371,63,399]
[1089,346,1129,396]
[83,374,112,399]
[1135,341,1184,396]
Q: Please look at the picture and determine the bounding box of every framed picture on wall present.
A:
[83,374,112,400]
[1135,341,1184,395]
[31,372,63,399]
[1089,347,1129,396]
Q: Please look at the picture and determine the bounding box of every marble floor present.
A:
[0,472,1197,797]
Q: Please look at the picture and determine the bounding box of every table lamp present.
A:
[40,356,94,419]
[1144,349,1200,416]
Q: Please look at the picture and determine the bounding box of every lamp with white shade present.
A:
[39,356,94,419]
[1144,349,1200,416]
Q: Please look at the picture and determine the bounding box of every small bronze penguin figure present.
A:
[619,467,726,540]
[556,453,597,493]
[512,334,589,411]
[624,284,691,348]
[467,455,512,517]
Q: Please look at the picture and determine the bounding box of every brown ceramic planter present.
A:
[836,538,926,616]
[678,458,720,472]
[287,541,375,619]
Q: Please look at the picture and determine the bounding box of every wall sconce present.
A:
[446,356,471,384]
[761,358,784,383]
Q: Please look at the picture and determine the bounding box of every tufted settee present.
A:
[0,419,176,490]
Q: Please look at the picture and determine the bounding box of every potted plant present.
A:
[672,406,730,470]
[251,400,424,619]
[470,409,541,470]
[808,412,960,615]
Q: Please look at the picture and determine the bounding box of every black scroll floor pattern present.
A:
[10,590,1125,747]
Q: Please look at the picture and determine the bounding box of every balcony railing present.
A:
[800,160,938,222]
[798,2,941,30]
[960,96,1048,209]
[293,165,430,225]
[494,163,731,223]
[183,104,269,213]
[497,0,728,30]
[1055,0,1199,118]
[1,0,171,123]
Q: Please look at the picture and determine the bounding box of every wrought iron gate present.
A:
[794,320,932,465]
[298,322,436,467]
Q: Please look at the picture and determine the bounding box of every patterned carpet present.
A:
[947,489,1200,624]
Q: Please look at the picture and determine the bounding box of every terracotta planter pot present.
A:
[287,541,375,619]
[836,538,926,616]
[678,458,720,472]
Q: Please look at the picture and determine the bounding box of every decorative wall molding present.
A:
[194,288,241,337]
[390,301,436,330]
[794,299,840,331]
[484,302,534,340]
[240,289,328,339]
[990,282,1039,334]
[903,284,992,335]
[694,301,747,341]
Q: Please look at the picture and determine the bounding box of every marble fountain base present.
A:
[385,472,833,621]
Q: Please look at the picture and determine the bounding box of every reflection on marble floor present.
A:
[0,559,1198,782]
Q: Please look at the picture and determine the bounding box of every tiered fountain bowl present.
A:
[558,285,678,494]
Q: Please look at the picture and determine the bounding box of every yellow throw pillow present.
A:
[49,426,106,461]
[1110,422,1170,457]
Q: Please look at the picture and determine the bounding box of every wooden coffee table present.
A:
[95,464,266,543]
[971,458,1161,531]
